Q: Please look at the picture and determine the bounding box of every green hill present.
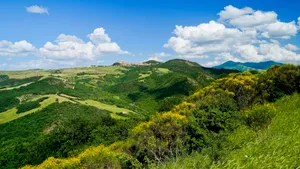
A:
[18,63,300,169]
[3,60,299,169]
[0,59,238,169]
[214,60,283,71]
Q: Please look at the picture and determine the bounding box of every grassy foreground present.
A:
[158,94,300,169]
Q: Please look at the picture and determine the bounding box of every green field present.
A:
[0,94,71,124]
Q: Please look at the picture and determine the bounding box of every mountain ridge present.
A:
[214,60,283,71]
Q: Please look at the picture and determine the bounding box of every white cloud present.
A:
[173,21,244,43]
[56,34,84,43]
[259,43,300,62]
[88,28,111,44]
[0,40,36,57]
[148,52,170,61]
[285,44,298,51]
[262,21,298,39]
[165,21,257,56]
[39,27,129,60]
[26,5,49,14]
[229,10,277,28]
[218,5,254,21]
[39,40,95,60]
[234,44,262,62]
[165,5,300,66]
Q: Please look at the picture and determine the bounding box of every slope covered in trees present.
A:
[20,64,300,169]
[0,59,239,168]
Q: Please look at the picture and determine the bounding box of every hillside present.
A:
[0,59,237,169]
[18,63,300,169]
[159,94,300,168]
[214,60,283,71]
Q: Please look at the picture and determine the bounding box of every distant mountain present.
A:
[214,61,283,71]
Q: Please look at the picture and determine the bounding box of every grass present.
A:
[138,71,152,82]
[156,68,170,74]
[0,94,71,124]
[0,66,126,80]
[158,94,300,169]
[0,92,136,124]
[211,94,300,169]
[77,99,135,119]
[56,66,127,77]
[0,70,50,79]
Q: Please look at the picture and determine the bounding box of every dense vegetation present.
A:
[16,97,49,114]
[0,76,42,89]
[17,63,300,169]
[1,60,300,168]
[0,102,138,168]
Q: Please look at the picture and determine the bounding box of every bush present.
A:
[243,104,276,131]
[132,111,188,164]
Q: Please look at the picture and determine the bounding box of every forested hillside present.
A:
[0,59,238,169]
[6,63,299,169]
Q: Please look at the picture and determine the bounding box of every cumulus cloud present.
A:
[229,11,277,28]
[285,44,298,51]
[165,5,300,66]
[218,5,254,21]
[148,52,170,61]
[88,28,111,44]
[0,40,36,57]
[262,21,298,39]
[39,27,129,60]
[0,27,129,69]
[26,5,49,14]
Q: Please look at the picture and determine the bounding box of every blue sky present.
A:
[0,0,300,70]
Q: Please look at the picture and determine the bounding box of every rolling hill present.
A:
[19,63,300,169]
[0,59,238,169]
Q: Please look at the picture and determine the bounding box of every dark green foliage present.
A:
[186,93,239,153]
[16,101,40,114]
[0,97,19,113]
[158,96,182,112]
[0,75,9,82]
[0,76,42,88]
[0,77,66,113]
[143,60,161,64]
[0,102,138,169]
[16,97,48,114]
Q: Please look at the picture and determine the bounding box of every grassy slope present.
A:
[0,95,71,124]
[0,93,136,124]
[159,94,300,169]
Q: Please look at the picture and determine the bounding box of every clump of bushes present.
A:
[16,97,48,114]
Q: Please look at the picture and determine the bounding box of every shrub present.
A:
[132,111,188,164]
[243,104,276,131]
